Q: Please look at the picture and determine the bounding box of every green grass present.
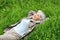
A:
[0,0,60,40]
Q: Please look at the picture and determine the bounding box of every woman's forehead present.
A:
[34,13,40,15]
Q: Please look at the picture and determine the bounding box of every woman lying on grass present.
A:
[0,10,47,40]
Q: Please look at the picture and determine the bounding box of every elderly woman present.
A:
[0,10,47,40]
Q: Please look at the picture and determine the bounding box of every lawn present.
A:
[0,0,60,40]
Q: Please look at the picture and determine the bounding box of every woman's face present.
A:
[32,13,40,20]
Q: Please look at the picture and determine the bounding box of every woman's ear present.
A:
[28,10,36,16]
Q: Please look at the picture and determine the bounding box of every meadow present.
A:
[0,0,60,40]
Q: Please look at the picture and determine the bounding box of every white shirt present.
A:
[13,19,31,36]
